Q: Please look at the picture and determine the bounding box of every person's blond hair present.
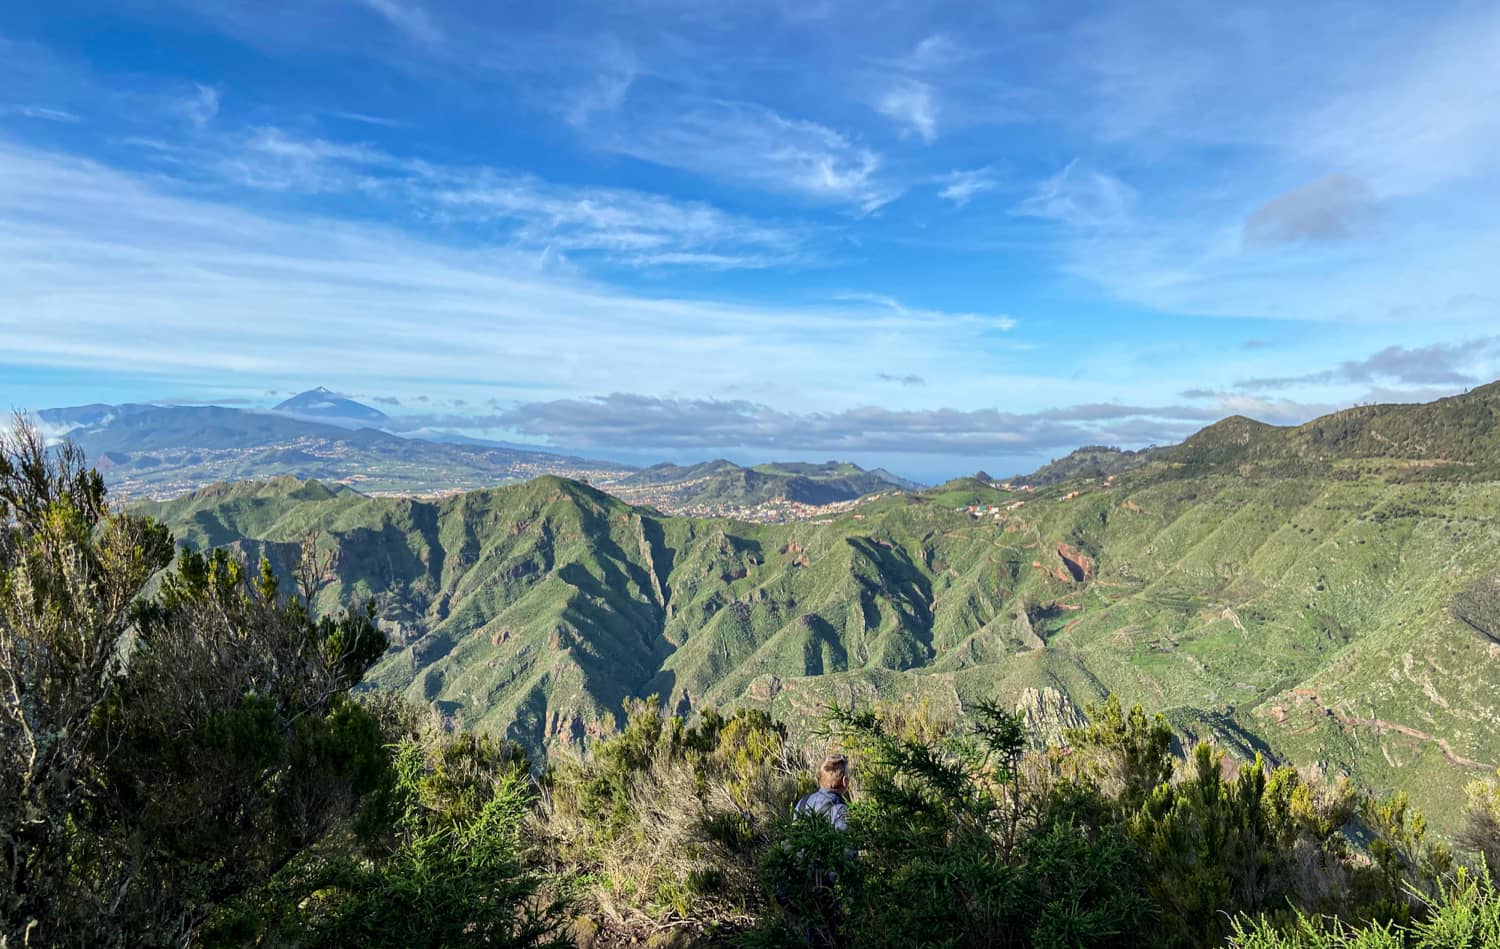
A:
[817,753,849,791]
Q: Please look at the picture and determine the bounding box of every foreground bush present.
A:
[231,728,568,949]
[538,698,805,936]
[1,420,388,948]
[744,695,1481,949]
[3,424,557,949]
[750,700,1157,948]
[1230,874,1500,948]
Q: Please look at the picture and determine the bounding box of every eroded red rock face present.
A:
[1055,542,1094,583]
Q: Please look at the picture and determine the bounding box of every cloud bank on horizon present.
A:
[1,1,1498,480]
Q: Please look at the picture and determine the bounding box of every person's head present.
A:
[817,753,849,794]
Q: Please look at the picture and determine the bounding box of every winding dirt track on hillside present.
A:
[1285,689,1490,770]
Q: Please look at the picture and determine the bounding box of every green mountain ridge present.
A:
[1018,445,1165,486]
[135,385,1500,828]
[613,458,917,509]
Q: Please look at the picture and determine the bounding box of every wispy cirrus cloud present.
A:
[588,99,899,213]
[876,81,938,143]
[425,171,808,268]
[326,109,409,129]
[1011,4,1500,325]
[1013,160,1136,230]
[1,104,79,123]
[126,126,811,269]
[936,167,998,207]
[178,84,220,128]
[833,292,1016,332]
[354,0,443,46]
[887,33,970,73]
[563,44,637,128]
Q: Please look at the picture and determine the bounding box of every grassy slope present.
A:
[136,385,1500,827]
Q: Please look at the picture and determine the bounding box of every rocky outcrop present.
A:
[1012,609,1045,651]
[748,674,783,703]
[1015,687,1085,747]
[1452,572,1500,644]
[1055,542,1095,583]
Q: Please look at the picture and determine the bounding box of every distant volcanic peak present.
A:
[273,387,388,424]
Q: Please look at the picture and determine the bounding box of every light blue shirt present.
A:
[794,788,848,831]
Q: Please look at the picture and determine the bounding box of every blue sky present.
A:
[2,0,1499,481]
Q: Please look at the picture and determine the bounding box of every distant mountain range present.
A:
[37,393,626,500]
[36,388,926,515]
[135,382,1500,830]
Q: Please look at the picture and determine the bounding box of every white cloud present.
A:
[937,167,997,207]
[564,45,637,128]
[120,126,809,268]
[327,110,409,129]
[589,99,898,213]
[895,34,967,72]
[1061,3,1500,200]
[836,292,1016,332]
[1013,160,1136,230]
[354,0,443,46]
[3,105,79,123]
[180,84,220,128]
[425,170,807,267]
[876,81,938,143]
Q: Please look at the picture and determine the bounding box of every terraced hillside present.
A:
[136,384,1500,827]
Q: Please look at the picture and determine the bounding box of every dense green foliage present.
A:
[540,698,803,931]
[750,700,1157,948]
[1230,876,1500,948]
[0,420,558,948]
[745,696,1499,949]
[225,727,568,948]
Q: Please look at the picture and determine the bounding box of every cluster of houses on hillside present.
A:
[957,499,1029,520]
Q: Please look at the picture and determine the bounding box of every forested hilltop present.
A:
[136,383,1500,832]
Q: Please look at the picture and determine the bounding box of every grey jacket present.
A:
[794,788,848,831]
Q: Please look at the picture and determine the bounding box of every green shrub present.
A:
[540,699,804,933]
[1231,873,1500,948]
[751,700,1156,948]
[232,731,565,949]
